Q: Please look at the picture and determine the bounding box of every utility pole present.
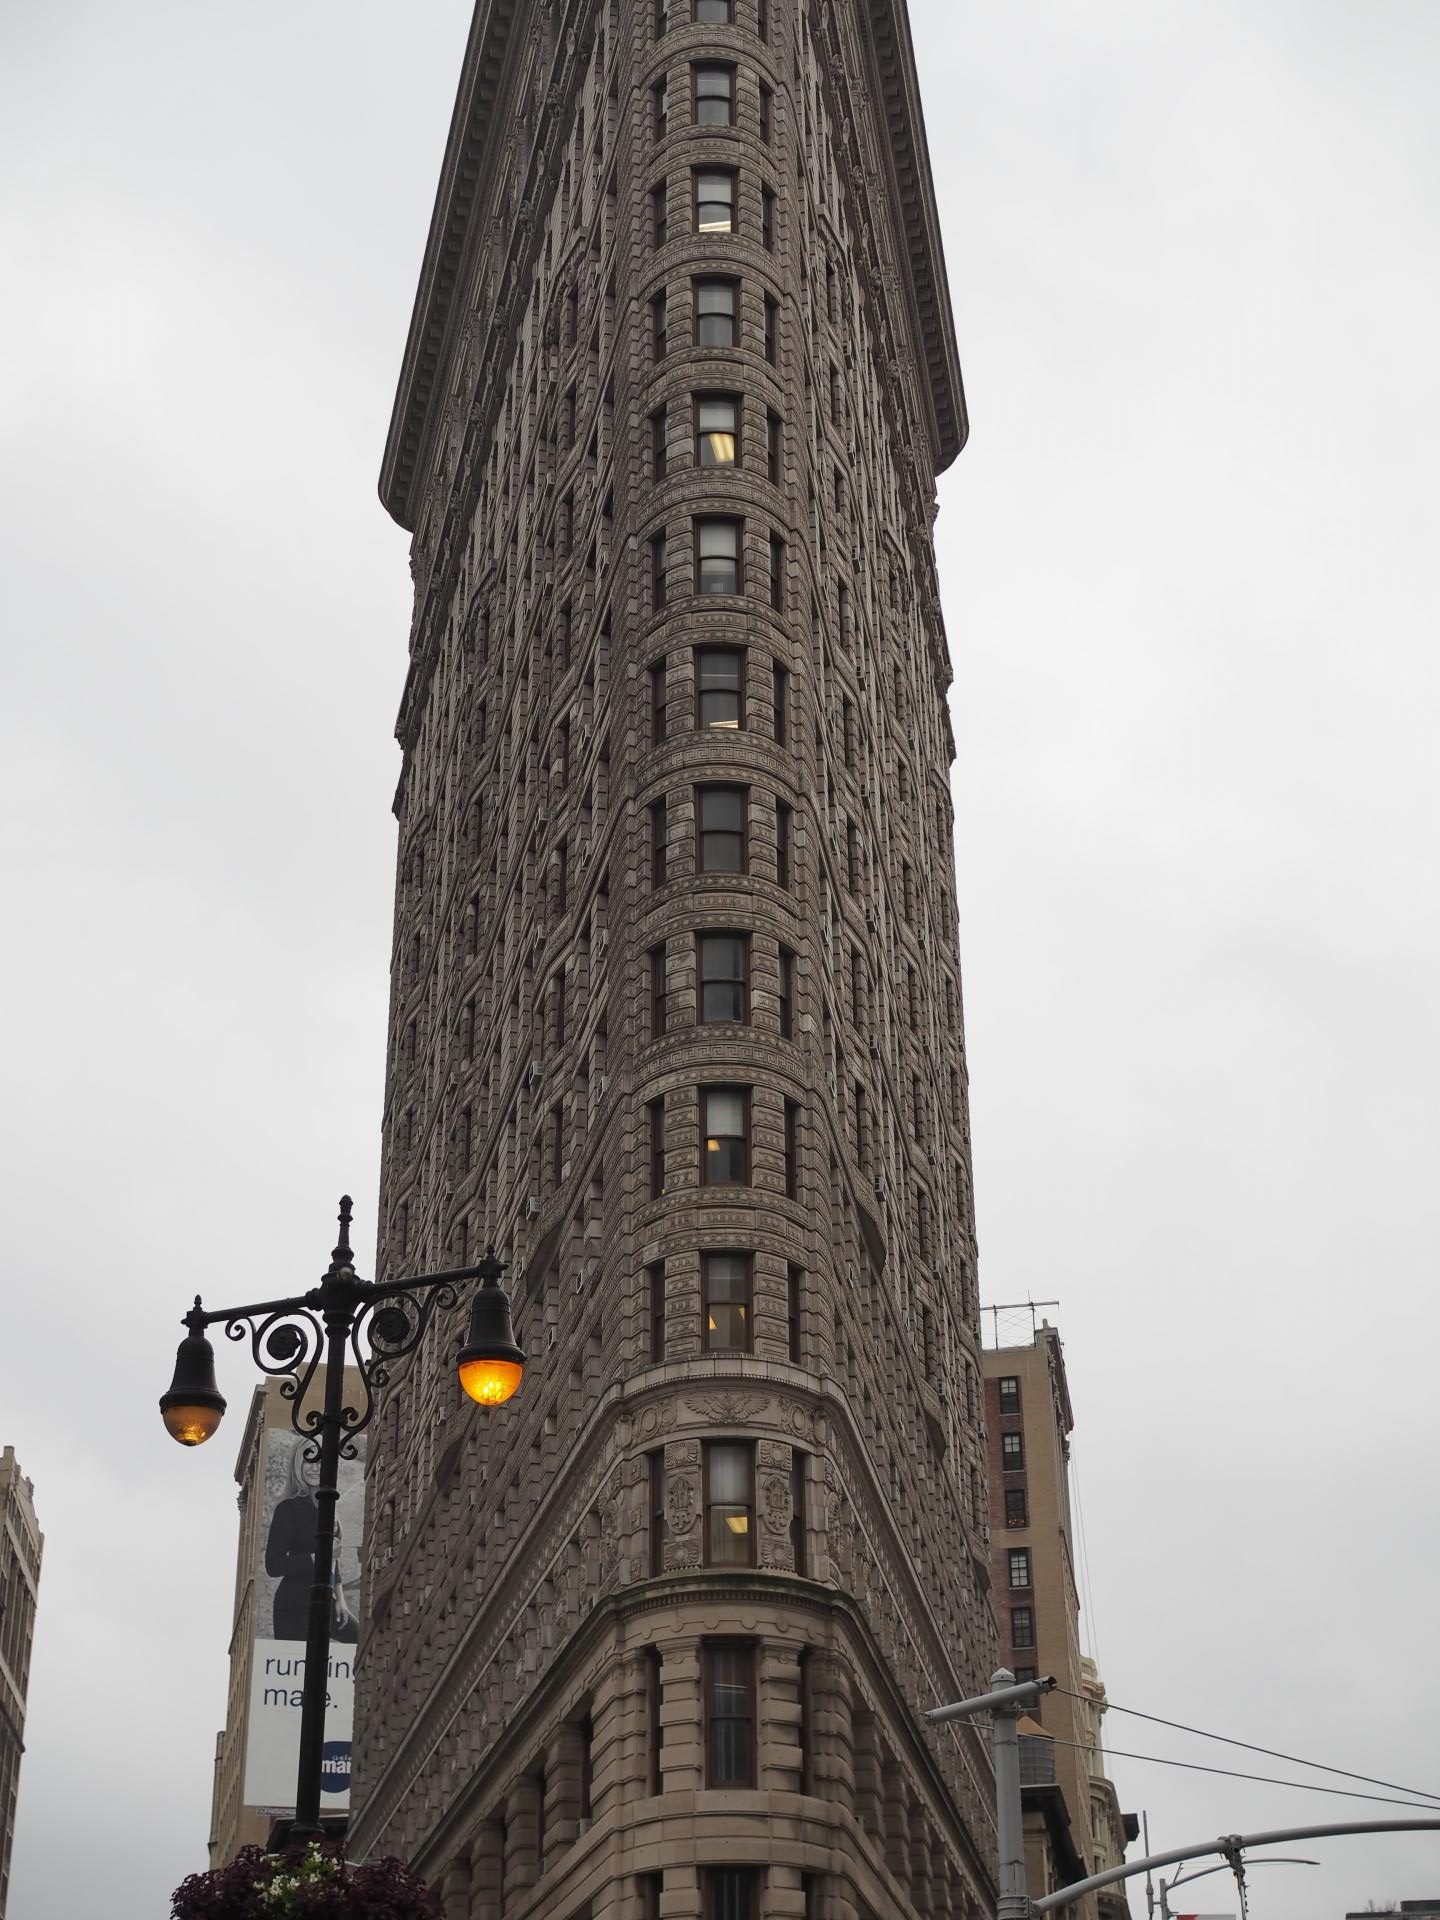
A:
[926,1666,1057,1920]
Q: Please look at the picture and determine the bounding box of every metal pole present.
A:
[991,1669,1034,1920]
[1032,1819,1440,1913]
[289,1296,352,1842]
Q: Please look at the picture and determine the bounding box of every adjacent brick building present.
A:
[351,2,996,1916]
[0,1448,42,1920]
[984,1325,1131,1919]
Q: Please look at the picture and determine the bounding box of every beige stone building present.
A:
[0,1447,42,1920]
[350,3,996,1917]
[984,1327,1131,1919]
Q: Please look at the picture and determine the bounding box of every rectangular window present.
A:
[772,661,788,743]
[649,1450,668,1574]
[697,784,747,871]
[998,1375,1021,1418]
[650,659,668,743]
[703,1252,751,1351]
[704,1873,757,1920]
[767,409,781,485]
[783,1098,799,1199]
[1009,1548,1032,1590]
[1002,1431,1025,1471]
[702,1086,750,1185]
[846,819,860,892]
[650,797,668,886]
[693,64,735,126]
[645,1656,663,1796]
[695,516,742,593]
[775,800,792,888]
[787,1262,802,1361]
[656,0,670,32]
[651,529,668,608]
[650,943,668,1038]
[778,945,795,1039]
[648,1096,666,1199]
[769,532,785,611]
[761,186,775,251]
[699,932,749,1022]
[754,0,767,38]
[695,168,736,235]
[652,181,669,247]
[704,1444,755,1566]
[696,646,744,729]
[695,0,734,19]
[763,295,778,364]
[653,78,669,138]
[696,393,739,467]
[1005,1486,1028,1528]
[649,1260,666,1362]
[652,289,668,358]
[1011,1606,1035,1650]
[695,277,737,347]
[790,1452,807,1576]
[759,83,773,145]
[704,1642,755,1787]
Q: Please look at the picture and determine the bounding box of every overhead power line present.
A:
[1051,1686,1440,1808]
[1039,1735,1440,1813]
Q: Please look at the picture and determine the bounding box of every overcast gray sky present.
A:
[2,3,1437,1917]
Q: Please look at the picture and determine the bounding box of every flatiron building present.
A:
[351,5,995,1917]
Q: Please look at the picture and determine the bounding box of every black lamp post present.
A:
[160,1196,524,1847]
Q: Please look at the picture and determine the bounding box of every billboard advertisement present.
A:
[242,1423,367,1813]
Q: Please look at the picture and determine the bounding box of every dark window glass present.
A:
[650,660,668,743]
[648,1096,666,1198]
[694,64,735,126]
[653,79,669,137]
[651,797,668,886]
[652,182,668,247]
[702,1086,749,1185]
[699,933,748,1022]
[790,1453,807,1576]
[754,0,767,38]
[1011,1606,1035,1649]
[652,406,668,481]
[646,1658,663,1795]
[698,785,746,871]
[705,1873,757,1920]
[998,1375,1021,1418]
[696,518,741,594]
[769,532,785,611]
[1005,1486,1029,1528]
[763,295,778,363]
[767,410,781,484]
[649,1260,666,1362]
[775,800,792,888]
[650,943,668,1037]
[783,1098,799,1199]
[761,186,775,251]
[759,84,773,145]
[695,169,736,235]
[1009,1548,1032,1589]
[1002,1431,1025,1471]
[778,946,795,1039]
[652,530,668,607]
[787,1262,802,1360]
[656,0,670,32]
[652,289,668,357]
[696,393,739,467]
[772,661,788,742]
[704,1446,754,1568]
[695,278,738,347]
[697,647,743,729]
[704,1252,751,1350]
[704,1645,755,1790]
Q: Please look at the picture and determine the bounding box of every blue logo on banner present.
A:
[320,1740,352,1796]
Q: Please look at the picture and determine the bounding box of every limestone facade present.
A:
[0,1447,41,1920]
[351,2,995,1915]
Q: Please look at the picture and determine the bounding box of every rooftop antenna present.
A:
[983,1298,1061,1347]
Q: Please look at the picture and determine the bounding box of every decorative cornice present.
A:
[379,0,966,531]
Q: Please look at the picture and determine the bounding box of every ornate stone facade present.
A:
[351,2,995,1916]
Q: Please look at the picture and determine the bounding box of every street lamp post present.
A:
[159,1195,525,1847]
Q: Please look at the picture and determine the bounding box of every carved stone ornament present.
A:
[666,1473,697,1534]
[686,1391,768,1425]
[762,1475,791,1534]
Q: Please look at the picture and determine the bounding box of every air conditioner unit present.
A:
[525,1194,541,1218]
[825,1069,837,1093]
[525,1060,541,1086]
[875,1174,889,1200]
